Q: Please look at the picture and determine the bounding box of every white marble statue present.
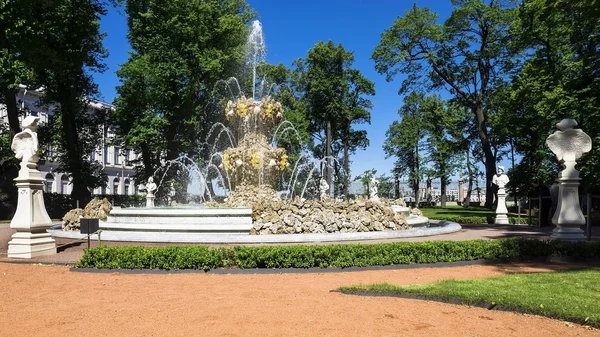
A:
[145,177,157,208]
[146,177,157,195]
[369,177,379,200]
[319,178,329,201]
[546,118,592,240]
[492,166,509,189]
[492,165,509,224]
[168,181,176,205]
[11,116,40,164]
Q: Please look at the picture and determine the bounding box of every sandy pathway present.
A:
[0,262,597,337]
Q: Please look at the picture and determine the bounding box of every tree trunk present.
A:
[473,104,496,209]
[2,87,21,137]
[426,178,432,203]
[326,120,332,196]
[59,95,91,208]
[464,149,473,207]
[394,175,400,199]
[440,178,447,208]
[343,136,349,199]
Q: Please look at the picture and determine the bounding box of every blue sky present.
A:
[95,0,508,184]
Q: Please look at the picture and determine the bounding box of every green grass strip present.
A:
[75,237,600,271]
[338,268,600,328]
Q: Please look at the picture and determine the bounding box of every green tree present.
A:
[113,0,256,182]
[506,0,600,193]
[373,1,517,208]
[359,168,377,197]
[21,0,112,207]
[383,92,427,205]
[338,69,375,199]
[422,95,463,207]
[294,41,374,195]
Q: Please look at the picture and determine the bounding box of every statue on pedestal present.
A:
[492,166,510,224]
[8,116,57,258]
[319,178,329,201]
[369,177,379,201]
[546,118,592,240]
[11,116,40,165]
[168,181,176,206]
[145,177,157,208]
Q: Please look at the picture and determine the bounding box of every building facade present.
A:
[0,85,139,196]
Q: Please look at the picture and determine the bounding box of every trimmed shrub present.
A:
[75,238,600,270]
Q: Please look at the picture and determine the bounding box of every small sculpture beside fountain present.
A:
[369,177,379,201]
[145,177,157,208]
[319,178,329,201]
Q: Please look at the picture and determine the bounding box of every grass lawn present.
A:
[420,205,521,218]
[419,205,530,224]
[338,268,600,327]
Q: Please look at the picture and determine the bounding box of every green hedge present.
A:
[75,238,600,271]
[44,193,75,219]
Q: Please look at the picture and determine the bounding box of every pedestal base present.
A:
[146,195,155,208]
[550,227,586,241]
[8,232,57,258]
[494,214,509,225]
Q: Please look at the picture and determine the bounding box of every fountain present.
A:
[49,20,460,243]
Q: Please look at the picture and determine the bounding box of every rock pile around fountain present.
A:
[212,184,410,235]
[62,198,112,231]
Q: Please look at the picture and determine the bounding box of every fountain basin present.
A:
[48,220,461,243]
[99,207,253,233]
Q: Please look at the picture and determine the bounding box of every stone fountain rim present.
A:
[48,220,461,244]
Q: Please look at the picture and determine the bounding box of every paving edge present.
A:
[66,256,600,275]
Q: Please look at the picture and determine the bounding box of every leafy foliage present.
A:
[383,92,427,204]
[505,0,600,193]
[373,1,518,207]
[293,41,375,195]
[112,0,256,182]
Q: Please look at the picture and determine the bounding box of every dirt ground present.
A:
[0,262,598,337]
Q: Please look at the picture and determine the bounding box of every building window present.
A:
[124,179,130,196]
[114,146,120,165]
[113,177,120,195]
[44,174,54,193]
[61,175,69,194]
[101,184,107,195]
[103,145,108,164]
[125,150,130,165]
[90,149,96,161]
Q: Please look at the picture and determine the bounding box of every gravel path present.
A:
[1,262,598,337]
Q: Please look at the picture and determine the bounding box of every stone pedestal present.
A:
[8,162,56,258]
[458,179,464,204]
[545,119,591,241]
[146,193,155,208]
[495,188,509,224]
[550,177,586,240]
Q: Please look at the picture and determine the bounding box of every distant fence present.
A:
[527,193,599,240]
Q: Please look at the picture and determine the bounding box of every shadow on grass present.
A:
[335,288,600,329]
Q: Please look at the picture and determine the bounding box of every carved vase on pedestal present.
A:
[546,119,591,241]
